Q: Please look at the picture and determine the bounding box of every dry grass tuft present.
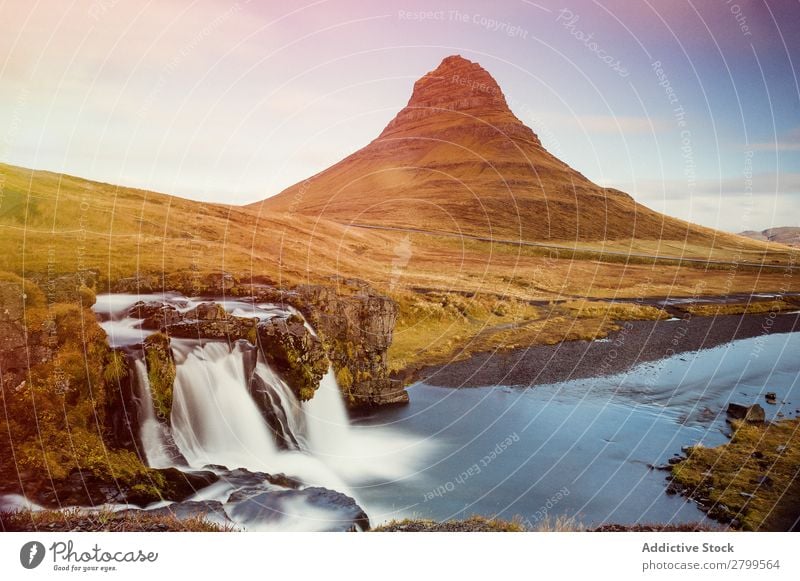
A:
[678,300,796,317]
[0,507,232,532]
[671,418,800,531]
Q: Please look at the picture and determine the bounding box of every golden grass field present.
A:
[2,161,798,373]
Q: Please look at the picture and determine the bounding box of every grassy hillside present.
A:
[0,162,400,288]
[1,161,798,378]
[3,162,794,298]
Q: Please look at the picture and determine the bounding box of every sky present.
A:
[0,0,798,232]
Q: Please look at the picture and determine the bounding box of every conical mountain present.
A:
[253,56,723,244]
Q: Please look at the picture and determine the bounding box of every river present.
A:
[355,330,800,528]
[4,293,796,531]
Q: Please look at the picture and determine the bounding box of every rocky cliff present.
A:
[112,273,408,408]
[291,281,408,406]
[256,314,329,401]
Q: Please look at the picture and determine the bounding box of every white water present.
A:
[161,338,431,510]
[170,341,283,471]
[100,318,154,348]
[252,358,308,448]
[87,293,433,528]
[133,360,175,469]
[304,371,429,483]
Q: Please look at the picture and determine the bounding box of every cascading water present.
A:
[170,340,283,471]
[90,293,430,530]
[250,357,307,449]
[132,359,176,469]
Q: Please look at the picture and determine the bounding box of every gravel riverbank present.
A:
[416,311,800,388]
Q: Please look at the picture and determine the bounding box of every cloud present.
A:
[615,172,800,201]
[623,176,799,232]
[750,127,800,151]
[573,115,670,134]
[537,112,670,135]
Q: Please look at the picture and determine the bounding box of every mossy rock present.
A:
[143,332,176,421]
[0,271,46,318]
[257,315,329,402]
[78,284,96,308]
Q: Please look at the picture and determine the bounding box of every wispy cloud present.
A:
[552,114,670,134]
[750,127,800,151]
[618,173,800,232]
[615,172,800,201]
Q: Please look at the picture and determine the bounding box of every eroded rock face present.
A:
[256,314,329,401]
[0,276,50,388]
[294,283,408,407]
[104,350,141,453]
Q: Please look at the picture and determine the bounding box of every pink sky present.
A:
[1,0,798,231]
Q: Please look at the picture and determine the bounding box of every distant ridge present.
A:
[739,227,800,247]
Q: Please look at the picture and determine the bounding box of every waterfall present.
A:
[139,338,426,488]
[305,370,354,459]
[132,359,179,469]
[170,340,283,471]
[89,293,432,529]
[250,358,307,449]
[162,339,353,494]
[305,369,429,483]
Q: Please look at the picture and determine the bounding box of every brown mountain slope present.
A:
[252,55,758,250]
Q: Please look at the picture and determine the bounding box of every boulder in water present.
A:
[128,301,183,329]
[131,500,233,527]
[727,403,766,423]
[227,486,370,532]
[158,468,220,502]
[166,301,258,341]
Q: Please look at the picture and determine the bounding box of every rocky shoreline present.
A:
[666,417,800,531]
[409,311,800,388]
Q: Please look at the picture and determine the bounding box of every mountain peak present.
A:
[379,55,522,139]
[408,54,508,109]
[258,55,720,246]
